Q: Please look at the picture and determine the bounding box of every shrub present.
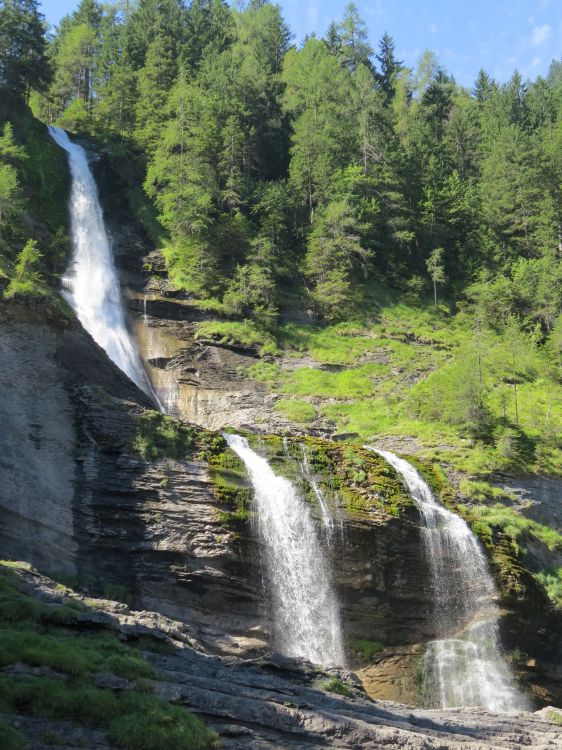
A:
[320,677,351,698]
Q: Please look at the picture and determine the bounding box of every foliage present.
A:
[320,677,352,697]
[534,567,562,608]
[0,0,50,107]
[347,637,385,661]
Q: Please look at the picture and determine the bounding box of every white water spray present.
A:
[299,445,337,541]
[48,126,152,395]
[368,448,526,712]
[225,434,345,667]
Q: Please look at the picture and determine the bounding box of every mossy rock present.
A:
[244,434,412,519]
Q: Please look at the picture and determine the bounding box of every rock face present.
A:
[0,301,265,656]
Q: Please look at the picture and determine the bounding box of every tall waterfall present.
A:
[48,126,152,395]
[225,434,345,667]
[368,448,526,712]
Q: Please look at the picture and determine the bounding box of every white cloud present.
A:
[531,24,551,47]
[531,56,542,69]
[428,23,438,34]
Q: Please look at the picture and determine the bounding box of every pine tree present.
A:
[374,32,402,100]
[283,39,355,221]
[135,30,178,150]
[0,0,51,106]
[304,199,368,320]
[336,2,373,71]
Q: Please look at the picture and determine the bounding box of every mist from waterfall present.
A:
[225,434,345,667]
[367,447,527,712]
[48,126,153,395]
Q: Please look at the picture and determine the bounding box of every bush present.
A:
[4,239,46,299]
[534,567,562,608]
[320,677,351,698]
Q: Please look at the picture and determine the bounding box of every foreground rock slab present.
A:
[3,567,561,750]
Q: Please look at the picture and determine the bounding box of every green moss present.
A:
[547,709,562,725]
[207,445,252,527]
[320,677,351,698]
[250,435,411,518]
[131,411,224,463]
[347,638,385,661]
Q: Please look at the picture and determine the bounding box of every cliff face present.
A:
[0,300,437,678]
[3,147,559,717]
[0,301,265,656]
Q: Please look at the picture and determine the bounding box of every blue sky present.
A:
[41,0,561,87]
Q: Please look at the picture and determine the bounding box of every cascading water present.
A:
[299,445,338,542]
[225,434,345,667]
[48,126,153,395]
[368,447,527,712]
[300,445,334,536]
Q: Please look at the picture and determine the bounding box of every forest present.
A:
[1,0,561,479]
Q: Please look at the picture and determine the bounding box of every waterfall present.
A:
[48,126,153,396]
[299,445,336,541]
[367,447,527,712]
[225,434,345,667]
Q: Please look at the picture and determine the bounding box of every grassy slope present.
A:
[0,562,217,750]
[196,293,562,608]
